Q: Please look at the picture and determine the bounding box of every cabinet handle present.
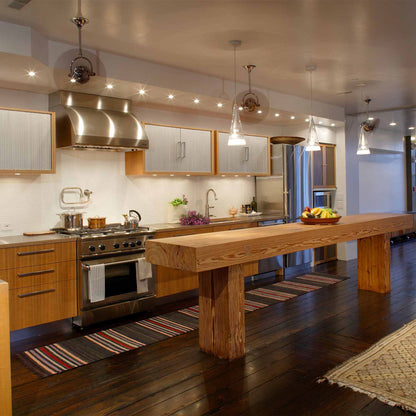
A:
[176,141,182,159]
[182,141,186,158]
[18,288,55,298]
[17,248,55,256]
[18,269,55,278]
[244,146,249,161]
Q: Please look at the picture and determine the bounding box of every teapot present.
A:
[123,209,142,229]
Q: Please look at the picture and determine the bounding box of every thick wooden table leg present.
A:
[0,281,11,415]
[357,233,391,293]
[198,264,245,360]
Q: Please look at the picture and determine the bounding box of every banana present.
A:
[302,211,309,218]
[311,207,321,216]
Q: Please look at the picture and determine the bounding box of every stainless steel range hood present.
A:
[49,91,149,150]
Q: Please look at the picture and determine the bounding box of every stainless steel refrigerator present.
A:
[256,144,313,272]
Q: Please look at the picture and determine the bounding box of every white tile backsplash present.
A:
[0,148,255,235]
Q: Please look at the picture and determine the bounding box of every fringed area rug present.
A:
[319,320,416,413]
[19,272,347,378]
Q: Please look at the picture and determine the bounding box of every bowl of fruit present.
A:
[299,207,341,224]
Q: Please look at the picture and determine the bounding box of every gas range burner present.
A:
[52,223,151,238]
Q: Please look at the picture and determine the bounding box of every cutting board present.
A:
[23,231,56,236]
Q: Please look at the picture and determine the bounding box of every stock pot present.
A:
[57,212,83,230]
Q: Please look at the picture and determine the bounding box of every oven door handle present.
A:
[82,257,145,270]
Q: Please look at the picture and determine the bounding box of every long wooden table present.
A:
[146,213,414,360]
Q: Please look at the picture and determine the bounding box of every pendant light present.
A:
[305,65,321,151]
[228,40,246,146]
[357,98,371,155]
[68,0,96,84]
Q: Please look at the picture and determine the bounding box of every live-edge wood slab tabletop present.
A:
[146,213,414,360]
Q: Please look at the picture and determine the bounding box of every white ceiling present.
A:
[1,0,416,116]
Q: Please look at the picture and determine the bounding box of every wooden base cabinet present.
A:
[0,241,77,331]
[9,279,77,331]
[155,223,258,297]
[314,244,337,265]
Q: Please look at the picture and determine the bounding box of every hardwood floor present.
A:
[10,240,416,415]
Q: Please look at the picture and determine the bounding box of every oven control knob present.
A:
[130,242,136,247]
[89,245,95,252]
[122,241,129,248]
[136,240,142,246]
[113,243,120,249]
[98,244,106,251]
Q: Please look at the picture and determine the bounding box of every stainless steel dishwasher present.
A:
[257,219,312,274]
[257,219,285,273]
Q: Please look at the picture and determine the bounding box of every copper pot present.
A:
[87,216,106,229]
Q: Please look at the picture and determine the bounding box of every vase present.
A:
[167,205,187,223]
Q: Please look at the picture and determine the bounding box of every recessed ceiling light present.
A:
[28,70,36,77]
[290,116,295,120]
[217,103,223,108]
[106,83,113,89]
[274,113,280,117]
[193,98,200,104]
[318,121,323,125]
[409,127,415,130]
[238,106,243,111]
[168,94,174,99]
[331,123,335,127]
[70,78,76,83]
[186,174,191,177]
[389,122,397,126]
[257,110,262,114]
[139,89,146,95]
[305,118,309,122]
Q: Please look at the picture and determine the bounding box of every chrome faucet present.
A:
[205,188,218,218]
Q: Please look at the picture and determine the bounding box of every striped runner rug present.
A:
[18,272,348,377]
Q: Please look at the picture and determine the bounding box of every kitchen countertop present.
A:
[147,213,286,233]
[0,233,77,248]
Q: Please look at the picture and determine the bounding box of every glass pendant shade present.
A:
[305,117,320,151]
[357,125,370,155]
[228,103,246,146]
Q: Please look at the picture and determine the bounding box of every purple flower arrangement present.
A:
[180,210,210,226]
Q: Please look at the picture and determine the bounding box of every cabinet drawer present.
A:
[0,261,76,289]
[9,279,77,331]
[0,241,76,270]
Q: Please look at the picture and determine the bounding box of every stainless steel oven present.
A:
[80,253,155,310]
[313,191,332,208]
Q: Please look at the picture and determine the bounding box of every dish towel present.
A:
[136,258,152,293]
[87,264,105,303]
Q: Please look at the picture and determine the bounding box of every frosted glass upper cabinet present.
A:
[0,107,56,174]
[125,123,214,175]
[216,131,270,176]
